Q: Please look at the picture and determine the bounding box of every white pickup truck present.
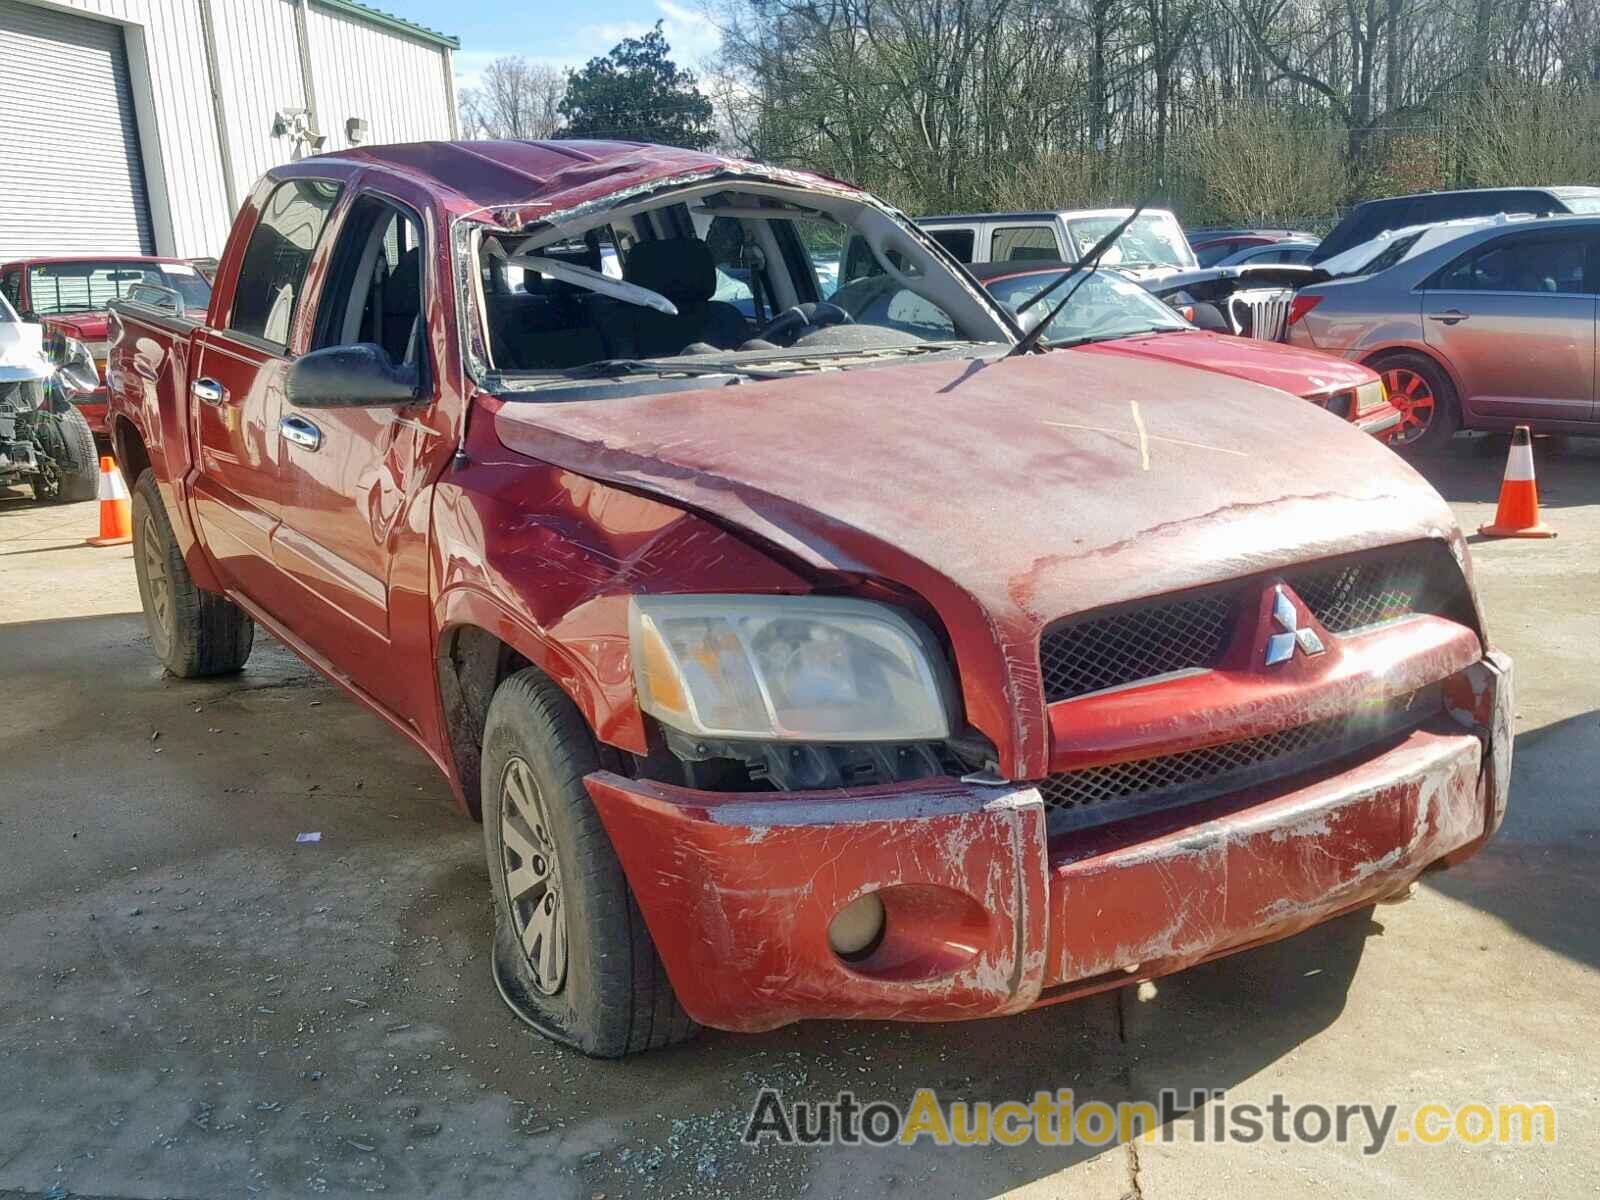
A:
[918,208,1198,280]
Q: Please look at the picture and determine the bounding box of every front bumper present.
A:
[1355,403,1403,440]
[588,652,1511,1033]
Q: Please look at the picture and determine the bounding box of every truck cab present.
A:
[0,255,211,435]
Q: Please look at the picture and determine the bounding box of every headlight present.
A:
[629,595,954,742]
[1354,379,1387,415]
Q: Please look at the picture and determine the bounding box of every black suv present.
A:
[1313,186,1600,262]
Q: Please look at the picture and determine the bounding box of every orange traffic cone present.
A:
[87,456,133,547]
[1479,426,1555,539]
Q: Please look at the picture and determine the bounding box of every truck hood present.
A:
[41,313,110,342]
[492,350,1461,774]
[1079,330,1374,398]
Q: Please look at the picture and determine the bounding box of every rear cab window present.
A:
[21,260,212,316]
[227,179,342,350]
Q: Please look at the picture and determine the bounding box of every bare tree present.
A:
[459,58,566,140]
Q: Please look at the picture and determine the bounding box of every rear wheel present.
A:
[131,469,254,676]
[1371,351,1459,453]
[483,668,697,1057]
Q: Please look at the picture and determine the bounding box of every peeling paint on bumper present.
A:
[587,653,1511,1034]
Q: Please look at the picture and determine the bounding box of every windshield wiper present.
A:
[531,358,794,386]
[1007,201,1149,358]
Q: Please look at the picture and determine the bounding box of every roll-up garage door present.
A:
[0,0,154,258]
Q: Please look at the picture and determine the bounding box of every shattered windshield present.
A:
[1063,213,1195,270]
[478,186,1011,387]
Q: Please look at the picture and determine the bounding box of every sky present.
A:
[374,0,724,92]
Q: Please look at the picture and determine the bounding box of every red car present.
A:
[0,255,211,435]
[106,140,1510,1056]
[970,262,1401,439]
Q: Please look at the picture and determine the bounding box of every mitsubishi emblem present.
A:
[1264,585,1325,666]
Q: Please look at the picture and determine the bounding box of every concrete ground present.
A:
[0,434,1595,1200]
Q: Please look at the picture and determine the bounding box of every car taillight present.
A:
[1287,294,1324,326]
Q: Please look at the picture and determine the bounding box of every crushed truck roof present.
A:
[303,139,859,226]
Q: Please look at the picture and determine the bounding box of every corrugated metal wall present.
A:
[306,3,454,153]
[13,0,455,260]
[207,0,309,200]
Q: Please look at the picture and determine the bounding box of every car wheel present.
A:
[1371,352,1459,453]
[31,405,98,503]
[482,667,698,1057]
[131,469,255,676]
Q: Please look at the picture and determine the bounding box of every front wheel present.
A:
[1370,351,1460,453]
[131,469,254,676]
[31,405,98,503]
[482,668,697,1057]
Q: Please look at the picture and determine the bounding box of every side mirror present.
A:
[286,343,418,407]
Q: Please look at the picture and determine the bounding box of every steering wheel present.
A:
[755,301,854,347]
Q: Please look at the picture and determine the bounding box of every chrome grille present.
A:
[1040,593,1234,702]
[1226,288,1294,341]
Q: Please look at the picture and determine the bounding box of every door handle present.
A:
[1429,309,1470,325]
[280,414,322,451]
[191,377,226,405]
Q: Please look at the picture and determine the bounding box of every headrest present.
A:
[623,238,715,305]
[384,247,422,312]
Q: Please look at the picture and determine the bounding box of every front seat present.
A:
[381,247,423,365]
[600,238,750,357]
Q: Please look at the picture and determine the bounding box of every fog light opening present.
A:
[828,891,887,961]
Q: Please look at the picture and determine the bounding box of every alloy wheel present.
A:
[1381,367,1436,446]
[499,756,568,996]
[140,512,172,639]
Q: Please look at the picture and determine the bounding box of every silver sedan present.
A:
[1285,215,1598,450]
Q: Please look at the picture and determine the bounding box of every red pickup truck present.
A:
[106,141,1513,1057]
[0,255,211,435]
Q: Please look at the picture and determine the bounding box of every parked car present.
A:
[107,140,1511,1057]
[920,208,1199,279]
[1287,214,1600,450]
[0,292,103,503]
[1312,186,1600,263]
[1315,214,1535,279]
[1191,229,1317,267]
[970,261,1398,437]
[0,256,212,436]
[1144,263,1321,341]
[1212,239,1319,267]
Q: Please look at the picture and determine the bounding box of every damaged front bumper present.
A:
[586,652,1512,1034]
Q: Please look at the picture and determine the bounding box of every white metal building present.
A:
[0,0,459,260]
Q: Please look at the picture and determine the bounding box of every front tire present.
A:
[1371,351,1460,453]
[482,668,697,1057]
[131,469,254,676]
[30,405,98,503]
